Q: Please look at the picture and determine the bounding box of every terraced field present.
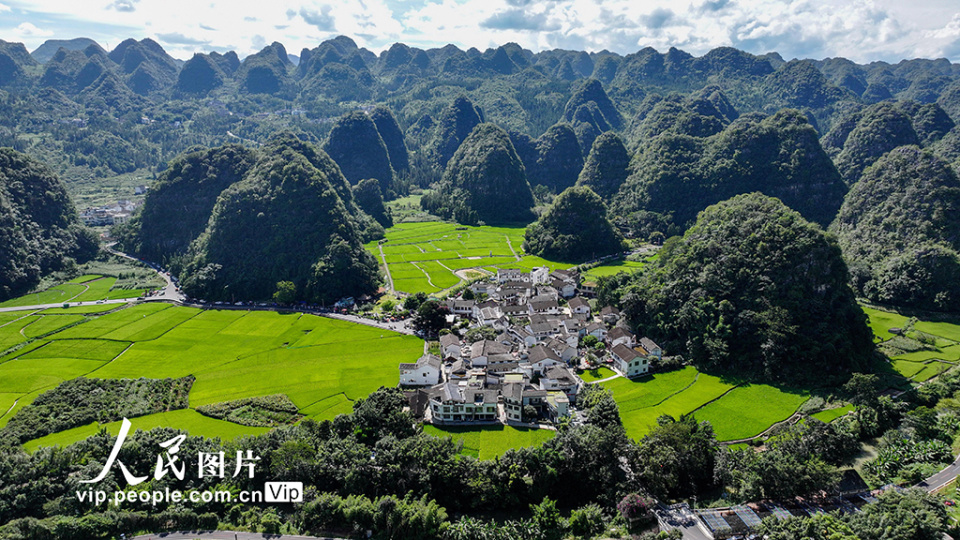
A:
[601,367,809,442]
[366,222,642,295]
[0,303,424,450]
[863,306,960,382]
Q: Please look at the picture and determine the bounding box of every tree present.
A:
[530,497,564,540]
[403,292,428,311]
[273,281,296,304]
[413,300,449,337]
[636,415,718,498]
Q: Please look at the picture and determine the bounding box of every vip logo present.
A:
[264,482,303,503]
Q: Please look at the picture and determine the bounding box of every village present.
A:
[398,266,663,429]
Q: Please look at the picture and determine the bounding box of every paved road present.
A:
[655,503,712,540]
[917,455,960,492]
[129,531,344,540]
[0,298,133,313]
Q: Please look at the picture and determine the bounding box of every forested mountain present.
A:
[523,186,624,261]
[322,110,395,188]
[116,144,258,264]
[603,193,873,383]
[422,123,534,225]
[615,109,848,235]
[177,134,381,302]
[0,148,97,299]
[4,34,960,311]
[117,134,383,303]
[832,146,960,311]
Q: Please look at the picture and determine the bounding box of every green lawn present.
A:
[693,384,809,441]
[583,260,647,279]
[811,404,854,423]
[579,366,616,382]
[602,368,740,439]
[422,424,556,460]
[0,305,425,451]
[369,222,578,295]
[862,306,911,343]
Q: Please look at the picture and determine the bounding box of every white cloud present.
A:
[13,22,53,37]
[0,0,957,62]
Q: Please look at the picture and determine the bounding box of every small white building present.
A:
[610,344,649,378]
[440,333,462,359]
[399,354,443,386]
[567,296,590,315]
[607,327,635,349]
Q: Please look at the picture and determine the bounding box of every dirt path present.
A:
[378,243,395,294]
[411,262,438,289]
[504,234,520,261]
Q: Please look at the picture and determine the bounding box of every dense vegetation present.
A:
[604,193,874,383]
[322,110,396,188]
[616,109,848,235]
[1,376,193,444]
[196,394,300,427]
[116,144,257,265]
[421,123,535,225]
[178,134,381,303]
[0,148,97,300]
[523,186,624,261]
[832,146,960,311]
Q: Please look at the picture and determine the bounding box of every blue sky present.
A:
[1,0,959,63]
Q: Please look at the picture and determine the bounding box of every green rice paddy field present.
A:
[597,304,960,443]
[862,306,960,382]
[422,424,556,460]
[598,367,808,442]
[0,303,428,451]
[0,275,144,308]
[366,222,646,295]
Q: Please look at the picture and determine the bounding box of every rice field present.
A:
[602,367,809,442]
[422,424,556,460]
[367,221,641,295]
[0,304,424,450]
[811,404,855,423]
[693,384,809,441]
[0,275,144,309]
[862,306,910,343]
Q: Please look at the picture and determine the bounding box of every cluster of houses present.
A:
[400,266,663,427]
[80,199,140,227]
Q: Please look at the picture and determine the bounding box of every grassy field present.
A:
[580,366,616,382]
[602,367,809,442]
[0,304,424,450]
[422,424,556,460]
[0,275,144,309]
[811,404,855,423]
[368,221,645,295]
[694,385,809,441]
